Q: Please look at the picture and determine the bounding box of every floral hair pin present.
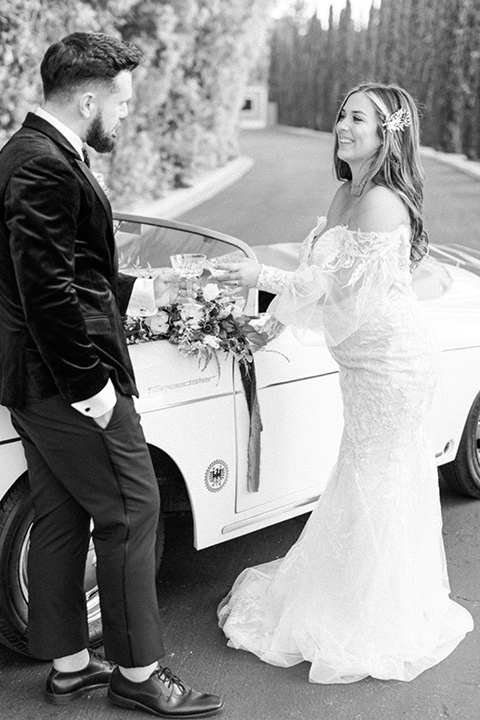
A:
[382,108,411,133]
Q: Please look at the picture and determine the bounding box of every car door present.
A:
[232,327,343,516]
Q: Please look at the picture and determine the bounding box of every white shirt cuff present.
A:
[71,378,117,417]
[127,277,157,317]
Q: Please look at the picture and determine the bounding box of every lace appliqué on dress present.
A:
[219,218,473,684]
[260,220,412,347]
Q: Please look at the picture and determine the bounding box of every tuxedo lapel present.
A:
[75,158,114,236]
[22,113,114,238]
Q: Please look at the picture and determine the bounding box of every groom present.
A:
[0,32,223,717]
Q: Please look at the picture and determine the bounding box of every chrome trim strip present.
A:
[0,436,21,447]
[442,345,480,353]
[259,370,338,391]
[222,495,320,534]
[140,372,336,413]
[140,391,235,413]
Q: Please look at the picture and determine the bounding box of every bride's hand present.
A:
[212,259,261,290]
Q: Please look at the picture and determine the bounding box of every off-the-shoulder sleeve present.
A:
[268,224,411,347]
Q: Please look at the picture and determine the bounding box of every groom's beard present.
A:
[86,112,116,154]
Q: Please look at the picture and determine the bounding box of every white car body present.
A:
[1,216,480,554]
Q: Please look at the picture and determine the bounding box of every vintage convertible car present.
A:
[0,213,479,656]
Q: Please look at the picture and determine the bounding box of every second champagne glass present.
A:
[170,253,207,301]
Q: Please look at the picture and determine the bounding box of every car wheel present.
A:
[442,391,480,498]
[0,474,165,657]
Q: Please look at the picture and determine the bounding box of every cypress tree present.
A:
[374,0,393,81]
[267,0,480,156]
[383,0,403,83]
[336,0,355,97]
[322,5,337,127]
[362,3,379,83]
[429,0,469,152]
[461,0,480,158]
[304,11,325,129]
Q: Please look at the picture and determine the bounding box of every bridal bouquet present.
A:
[123,282,268,371]
[124,280,285,493]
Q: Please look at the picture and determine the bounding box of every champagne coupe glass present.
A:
[170,254,206,301]
[206,258,225,285]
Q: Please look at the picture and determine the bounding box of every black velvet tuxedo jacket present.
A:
[0,113,137,408]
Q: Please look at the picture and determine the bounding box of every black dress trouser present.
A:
[10,391,165,666]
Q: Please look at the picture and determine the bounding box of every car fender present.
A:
[0,408,26,499]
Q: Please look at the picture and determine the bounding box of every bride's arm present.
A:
[257,264,293,295]
[272,213,410,345]
[213,216,327,294]
[213,258,294,295]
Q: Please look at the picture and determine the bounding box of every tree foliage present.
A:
[269,0,480,158]
[0,0,271,204]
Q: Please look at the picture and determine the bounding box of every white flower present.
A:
[145,310,169,335]
[202,283,221,301]
[92,171,110,197]
[180,303,204,327]
[203,335,221,349]
[221,302,243,319]
[230,303,243,318]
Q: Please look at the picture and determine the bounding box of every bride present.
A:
[215,82,473,684]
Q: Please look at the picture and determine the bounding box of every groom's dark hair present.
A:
[40,32,144,100]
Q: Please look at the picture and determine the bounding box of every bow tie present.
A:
[81,145,91,168]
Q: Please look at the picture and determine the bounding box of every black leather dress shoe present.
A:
[108,666,224,718]
[45,651,116,705]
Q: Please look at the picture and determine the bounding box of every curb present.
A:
[119,155,255,220]
[420,146,480,181]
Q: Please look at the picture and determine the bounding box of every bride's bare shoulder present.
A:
[349,186,410,233]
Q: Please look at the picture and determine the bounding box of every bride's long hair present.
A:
[333,82,428,269]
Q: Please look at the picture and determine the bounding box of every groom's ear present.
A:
[79,91,96,119]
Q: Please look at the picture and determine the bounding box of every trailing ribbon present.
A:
[239,359,262,492]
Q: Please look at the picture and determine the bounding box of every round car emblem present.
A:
[205,460,229,492]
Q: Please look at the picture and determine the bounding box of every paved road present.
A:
[3,492,479,720]
[1,128,480,720]
[180,128,480,258]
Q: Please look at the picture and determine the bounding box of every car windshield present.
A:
[429,244,480,278]
[114,217,247,268]
[113,217,459,305]
[114,215,252,307]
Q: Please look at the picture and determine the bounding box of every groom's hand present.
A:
[93,408,114,429]
[153,270,179,306]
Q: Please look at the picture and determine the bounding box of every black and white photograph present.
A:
[0,1,479,718]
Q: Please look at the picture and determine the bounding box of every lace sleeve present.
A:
[256,216,327,295]
[257,264,293,295]
[269,224,411,347]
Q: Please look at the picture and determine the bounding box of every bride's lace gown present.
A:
[218,218,473,683]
